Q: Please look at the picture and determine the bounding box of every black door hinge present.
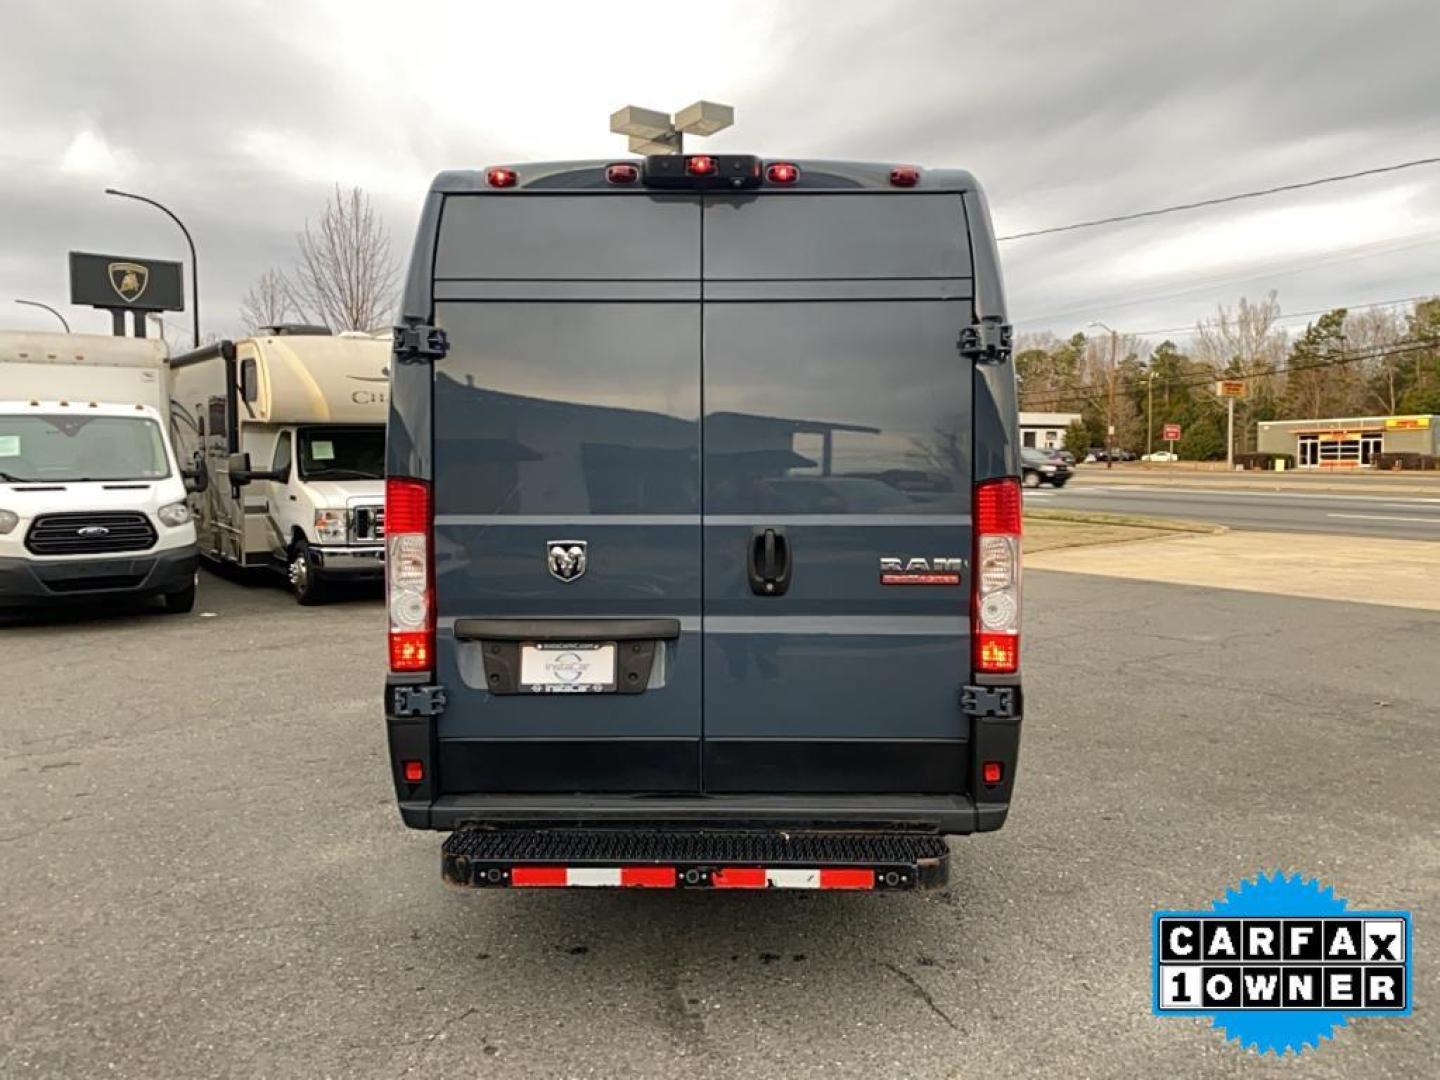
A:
[958,320,1013,364]
[961,684,1019,718]
[391,684,448,717]
[393,324,449,364]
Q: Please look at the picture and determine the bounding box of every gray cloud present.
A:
[2,0,1437,346]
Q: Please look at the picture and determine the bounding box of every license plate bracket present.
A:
[518,641,618,694]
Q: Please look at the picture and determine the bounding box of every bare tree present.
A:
[1194,293,1287,451]
[239,267,296,333]
[286,186,399,332]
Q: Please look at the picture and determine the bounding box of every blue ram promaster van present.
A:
[384,155,1022,891]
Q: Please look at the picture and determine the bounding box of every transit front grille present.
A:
[25,512,158,555]
[351,505,385,543]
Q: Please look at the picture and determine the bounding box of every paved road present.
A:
[1032,481,1440,539]
[2,571,1436,1078]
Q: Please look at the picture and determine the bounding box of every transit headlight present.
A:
[314,509,348,544]
[157,502,191,527]
[0,509,17,535]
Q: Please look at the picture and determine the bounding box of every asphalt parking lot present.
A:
[1,569,1435,1079]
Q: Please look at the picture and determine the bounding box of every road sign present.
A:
[1162,423,1182,442]
[1216,379,1246,398]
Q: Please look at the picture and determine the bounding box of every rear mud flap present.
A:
[441,829,949,891]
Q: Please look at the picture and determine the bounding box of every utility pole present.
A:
[1089,321,1120,469]
[1146,370,1156,457]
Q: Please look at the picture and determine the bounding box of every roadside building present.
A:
[1018,411,1082,451]
[1257,414,1439,468]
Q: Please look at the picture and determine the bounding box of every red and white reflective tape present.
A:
[712,867,874,890]
[511,866,677,888]
[506,865,876,890]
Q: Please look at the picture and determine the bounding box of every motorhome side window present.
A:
[240,358,258,403]
[207,397,226,441]
[271,430,292,480]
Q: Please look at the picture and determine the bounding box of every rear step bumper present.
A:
[406,792,1004,834]
[442,829,950,891]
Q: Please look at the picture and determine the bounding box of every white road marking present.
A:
[1070,485,1440,506]
[1325,513,1440,525]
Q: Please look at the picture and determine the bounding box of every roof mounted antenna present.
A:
[609,101,733,156]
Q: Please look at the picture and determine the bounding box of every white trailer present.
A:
[168,328,388,603]
[0,331,199,612]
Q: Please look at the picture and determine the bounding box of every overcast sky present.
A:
[3,0,1437,348]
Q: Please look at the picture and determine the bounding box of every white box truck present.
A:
[0,331,199,613]
[168,327,388,603]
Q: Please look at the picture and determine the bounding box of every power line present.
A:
[996,155,1440,242]
[1016,338,1440,411]
[1120,294,1435,338]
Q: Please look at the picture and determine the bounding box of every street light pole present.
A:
[14,299,71,332]
[104,188,199,347]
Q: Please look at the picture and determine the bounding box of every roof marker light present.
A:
[686,155,717,176]
[486,167,518,188]
[766,162,799,184]
[890,165,921,187]
[606,163,640,185]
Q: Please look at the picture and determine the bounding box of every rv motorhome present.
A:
[0,330,199,612]
[168,328,388,603]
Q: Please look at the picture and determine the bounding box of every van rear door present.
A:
[428,194,704,793]
[699,192,975,793]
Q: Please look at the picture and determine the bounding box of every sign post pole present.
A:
[1227,397,1235,470]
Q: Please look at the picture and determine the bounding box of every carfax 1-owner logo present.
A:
[1153,871,1413,1055]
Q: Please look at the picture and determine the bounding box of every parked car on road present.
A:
[1142,451,1178,462]
[1021,447,1072,487]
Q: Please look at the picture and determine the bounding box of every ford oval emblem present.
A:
[78,526,111,537]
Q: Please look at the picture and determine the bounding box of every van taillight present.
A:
[973,477,1021,675]
[606,162,639,184]
[890,165,921,187]
[686,155,717,176]
[766,162,799,184]
[486,167,517,188]
[386,477,433,672]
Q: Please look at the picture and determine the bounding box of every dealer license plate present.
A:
[518,642,617,693]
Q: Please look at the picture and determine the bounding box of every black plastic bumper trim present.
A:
[408,792,978,834]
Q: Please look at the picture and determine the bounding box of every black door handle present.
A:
[748,527,792,596]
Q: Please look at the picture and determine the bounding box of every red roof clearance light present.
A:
[486,167,518,188]
[686,155,717,176]
[606,163,640,185]
[890,165,921,187]
[766,162,800,184]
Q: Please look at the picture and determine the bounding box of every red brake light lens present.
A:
[385,477,431,535]
[890,165,921,187]
[403,760,424,784]
[606,162,639,185]
[766,162,799,184]
[982,760,1004,785]
[975,478,1023,535]
[486,167,517,188]
[686,155,717,176]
